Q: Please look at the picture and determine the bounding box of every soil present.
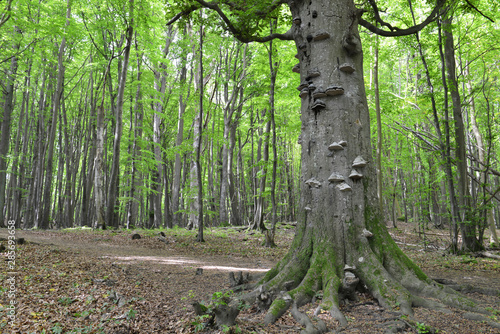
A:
[0,223,499,334]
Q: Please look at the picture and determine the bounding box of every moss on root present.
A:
[233,205,498,332]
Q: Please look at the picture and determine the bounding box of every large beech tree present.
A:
[170,0,496,331]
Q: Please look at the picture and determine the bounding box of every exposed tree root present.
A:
[210,241,499,332]
[205,220,499,332]
[433,277,500,296]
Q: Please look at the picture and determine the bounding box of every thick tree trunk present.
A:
[227,1,484,330]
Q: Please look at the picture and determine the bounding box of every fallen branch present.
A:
[476,251,500,260]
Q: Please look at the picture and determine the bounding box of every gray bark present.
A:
[171,66,188,227]
[443,17,481,251]
[41,3,70,228]
[126,54,144,229]
[0,27,20,227]
[106,6,134,228]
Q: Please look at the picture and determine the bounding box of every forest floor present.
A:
[0,222,499,334]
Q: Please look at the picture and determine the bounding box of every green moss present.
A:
[261,266,279,283]
[269,298,288,317]
[364,205,428,282]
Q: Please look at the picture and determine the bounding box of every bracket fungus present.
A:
[312,88,327,99]
[307,69,320,78]
[328,142,344,151]
[297,81,308,91]
[338,140,347,147]
[325,86,344,96]
[344,264,356,272]
[362,229,373,238]
[349,169,363,180]
[293,17,301,25]
[336,182,352,192]
[344,271,356,279]
[328,172,344,182]
[352,156,367,168]
[292,63,300,73]
[299,88,309,98]
[305,177,322,188]
[311,99,326,111]
[339,63,355,73]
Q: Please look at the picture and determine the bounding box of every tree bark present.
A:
[106,4,134,228]
[266,26,279,247]
[0,27,20,227]
[215,1,485,329]
[196,15,204,242]
[467,71,499,247]
[373,34,384,219]
[442,16,481,251]
[126,53,144,229]
[40,3,71,228]
[171,43,190,227]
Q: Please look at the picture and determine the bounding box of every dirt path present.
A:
[0,229,275,273]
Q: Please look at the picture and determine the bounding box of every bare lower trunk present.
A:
[41,5,70,228]
[443,17,481,251]
[0,31,19,227]
[106,13,133,228]
[251,113,270,231]
[172,60,189,227]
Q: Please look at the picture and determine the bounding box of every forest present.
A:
[1,0,500,333]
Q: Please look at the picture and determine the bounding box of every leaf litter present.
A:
[0,223,498,333]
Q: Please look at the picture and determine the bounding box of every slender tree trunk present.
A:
[196,16,204,242]
[106,6,134,228]
[266,26,279,247]
[41,3,70,228]
[251,110,270,231]
[468,75,499,246]
[172,94,186,227]
[373,33,384,219]
[0,27,20,227]
[127,54,144,229]
[8,61,30,226]
[172,45,190,227]
[443,16,481,251]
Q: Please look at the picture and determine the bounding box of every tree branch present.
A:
[464,0,494,23]
[359,0,447,37]
[169,0,292,43]
[166,4,200,26]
